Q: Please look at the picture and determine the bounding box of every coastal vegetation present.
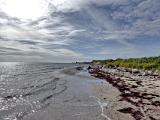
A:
[92,56,160,71]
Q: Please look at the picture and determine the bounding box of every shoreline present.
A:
[89,66,160,120]
[0,64,111,120]
[1,63,159,120]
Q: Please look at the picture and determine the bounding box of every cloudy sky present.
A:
[0,0,160,62]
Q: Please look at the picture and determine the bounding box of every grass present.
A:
[92,56,160,71]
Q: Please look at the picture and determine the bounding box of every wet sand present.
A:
[20,67,111,120]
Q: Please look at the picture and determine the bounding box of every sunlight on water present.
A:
[0,62,19,67]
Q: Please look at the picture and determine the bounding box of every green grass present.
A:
[92,56,160,71]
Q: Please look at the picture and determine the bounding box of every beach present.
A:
[89,66,160,120]
[1,63,159,120]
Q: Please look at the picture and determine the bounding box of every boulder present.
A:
[132,69,140,74]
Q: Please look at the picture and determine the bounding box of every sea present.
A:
[0,63,109,120]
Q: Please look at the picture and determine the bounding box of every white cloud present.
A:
[0,0,160,61]
[49,0,130,12]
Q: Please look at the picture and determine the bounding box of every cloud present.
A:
[0,0,160,61]
[49,0,130,12]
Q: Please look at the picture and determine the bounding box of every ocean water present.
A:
[0,63,108,120]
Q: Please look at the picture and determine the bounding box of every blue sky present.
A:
[0,0,160,62]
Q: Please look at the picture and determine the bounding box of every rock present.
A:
[76,67,83,70]
[148,70,154,75]
[132,69,140,74]
[152,72,159,77]
[118,107,134,113]
[152,101,160,106]
[142,71,149,76]
[87,66,92,70]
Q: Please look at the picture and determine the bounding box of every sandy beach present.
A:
[89,66,160,120]
[93,80,135,120]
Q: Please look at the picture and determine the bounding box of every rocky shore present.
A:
[88,66,160,120]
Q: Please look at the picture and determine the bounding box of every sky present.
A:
[0,0,160,62]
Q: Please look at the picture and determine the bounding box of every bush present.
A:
[92,56,160,71]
